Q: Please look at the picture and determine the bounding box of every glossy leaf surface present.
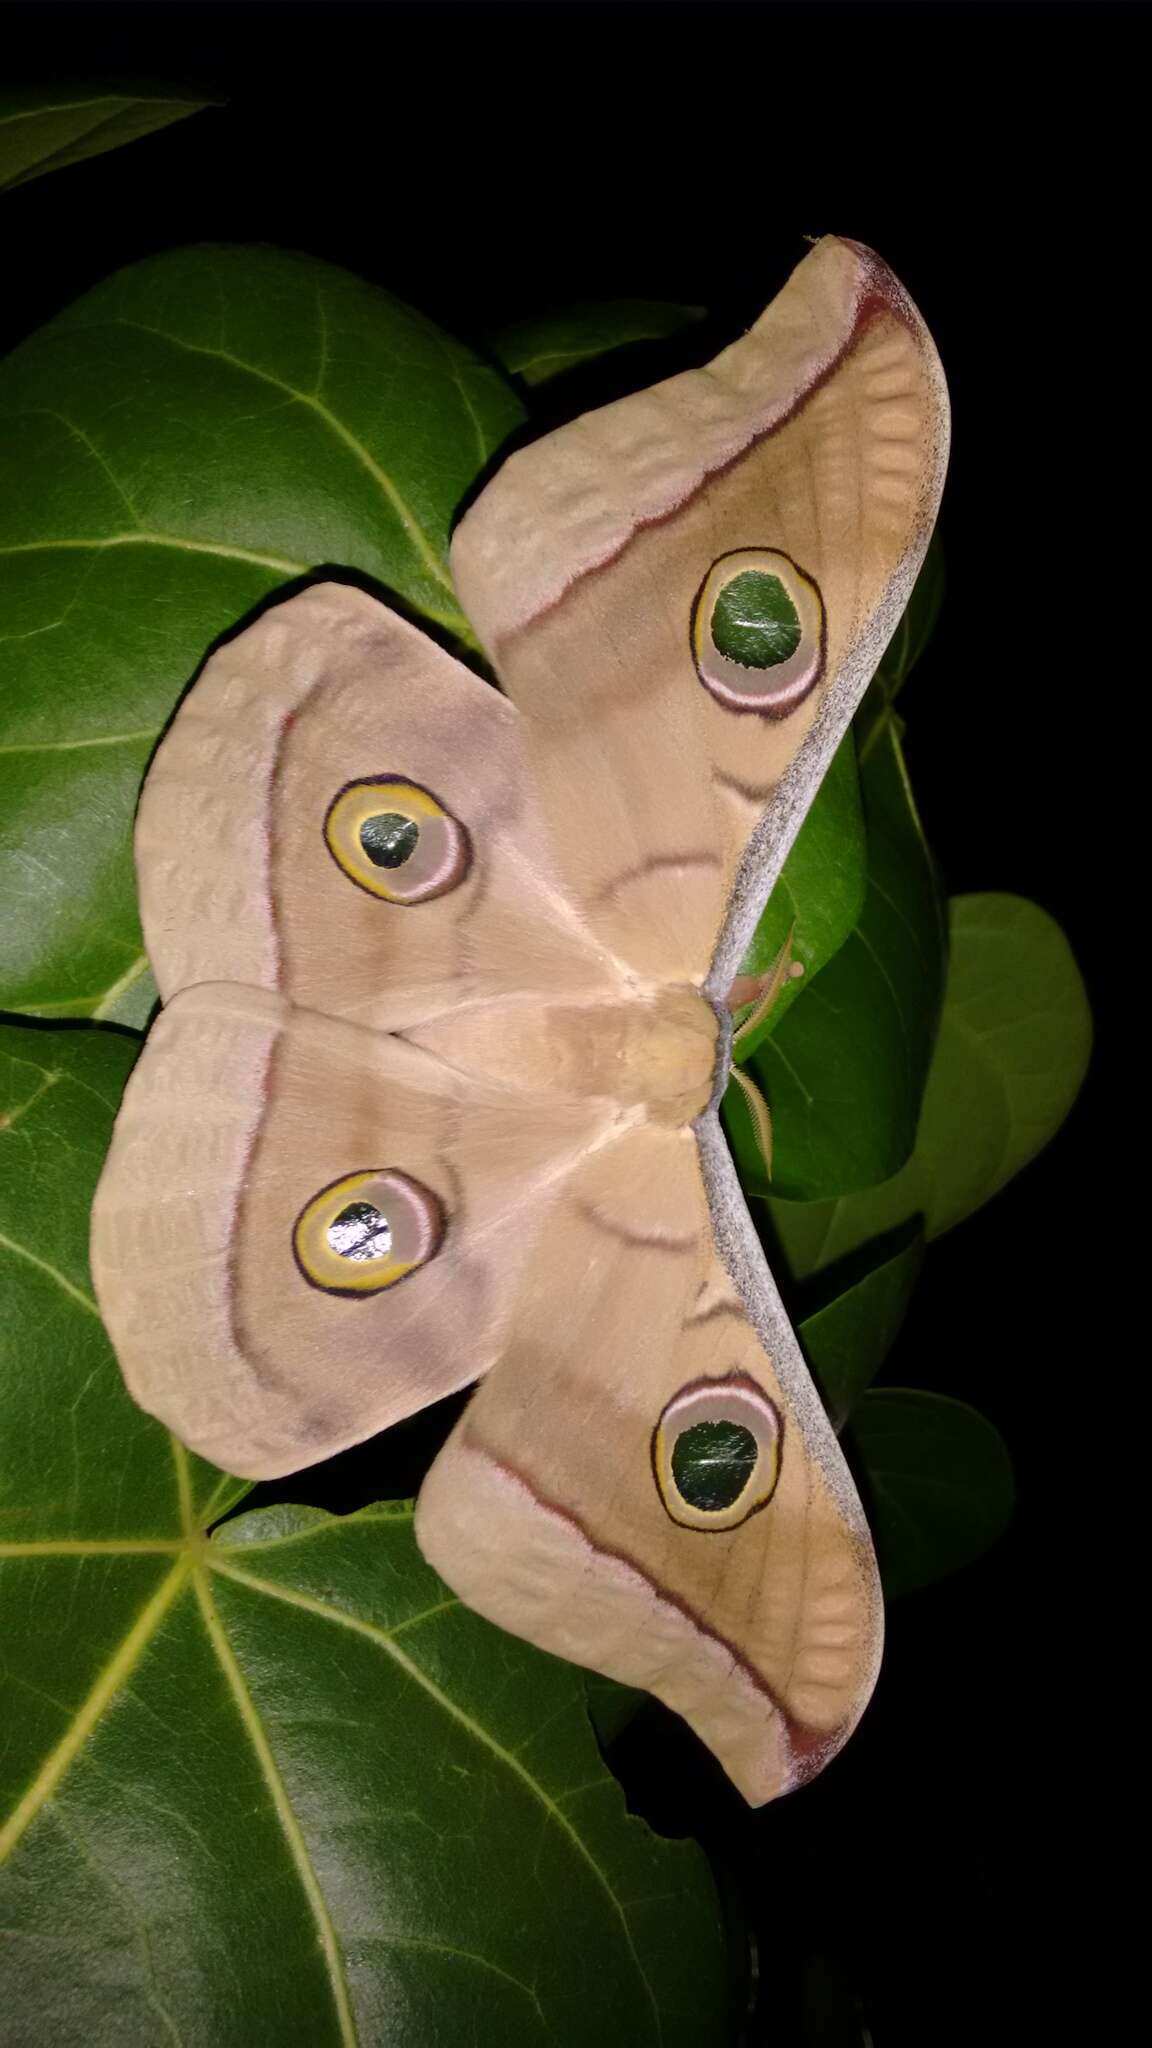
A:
[849,1388,1016,1598]
[857,532,946,743]
[0,1021,727,2044]
[732,730,866,1047]
[489,300,704,387]
[0,244,524,1017]
[732,718,946,1201]
[0,87,208,193]
[797,1228,925,1428]
[769,893,1092,1279]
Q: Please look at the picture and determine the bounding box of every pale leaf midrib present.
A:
[0,532,471,642]
[0,727,156,758]
[0,1556,191,1863]
[0,1067,61,1130]
[0,532,304,574]
[94,315,461,611]
[210,1502,416,1556]
[211,1555,663,2044]
[0,1226,102,1317]
[0,1507,653,2041]
[192,1567,359,2047]
[0,1539,184,1556]
[90,951,151,1022]
[0,95,203,130]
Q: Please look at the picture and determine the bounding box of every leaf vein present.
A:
[100,317,461,608]
[192,1568,360,2046]
[209,1557,664,2044]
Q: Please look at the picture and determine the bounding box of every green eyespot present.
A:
[710,571,802,670]
[671,1419,759,1512]
[693,549,824,716]
[653,1377,783,1531]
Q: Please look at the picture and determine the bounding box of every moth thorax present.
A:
[403,988,718,1119]
[623,986,721,1124]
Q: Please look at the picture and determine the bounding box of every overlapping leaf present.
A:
[797,1227,925,1429]
[848,1389,1015,1599]
[488,300,705,387]
[0,244,524,1017]
[732,730,867,1047]
[0,87,209,193]
[0,1021,727,2043]
[729,717,946,1202]
[859,531,946,737]
[769,893,1092,1281]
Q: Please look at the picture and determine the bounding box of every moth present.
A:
[91,236,948,1805]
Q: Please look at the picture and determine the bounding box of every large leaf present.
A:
[856,531,946,745]
[769,893,1092,1280]
[730,729,866,1048]
[0,87,209,193]
[0,244,525,1017]
[849,1389,1015,1599]
[797,1228,925,1428]
[0,1019,727,2043]
[489,300,704,387]
[736,718,946,1201]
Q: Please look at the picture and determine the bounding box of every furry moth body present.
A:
[91,236,948,1804]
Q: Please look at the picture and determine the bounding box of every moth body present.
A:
[404,982,721,1125]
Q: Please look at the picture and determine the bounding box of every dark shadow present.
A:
[788,1213,926,1322]
[0,1005,147,1048]
[209,1384,471,1530]
[140,557,500,791]
[452,310,736,535]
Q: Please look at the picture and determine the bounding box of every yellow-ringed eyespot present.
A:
[692,549,825,716]
[652,1375,782,1531]
[323,778,470,903]
[292,1169,445,1296]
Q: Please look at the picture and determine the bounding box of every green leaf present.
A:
[0,1020,727,2044]
[849,1388,1015,1598]
[769,893,1092,1280]
[0,1022,231,1541]
[0,87,209,193]
[733,718,945,1201]
[488,300,705,387]
[730,730,866,1048]
[857,532,946,746]
[0,244,525,1017]
[29,956,160,1027]
[797,1228,925,1427]
[584,1673,648,1750]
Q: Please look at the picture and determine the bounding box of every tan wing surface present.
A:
[91,983,612,1477]
[136,583,626,1032]
[451,234,948,987]
[416,1118,881,1806]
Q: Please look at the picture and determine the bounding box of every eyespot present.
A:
[652,1376,782,1531]
[692,550,825,716]
[323,778,470,902]
[293,1169,445,1296]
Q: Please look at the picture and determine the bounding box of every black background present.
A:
[5,4,1128,2043]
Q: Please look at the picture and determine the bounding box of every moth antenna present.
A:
[727,1061,776,1180]
[731,924,804,1048]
